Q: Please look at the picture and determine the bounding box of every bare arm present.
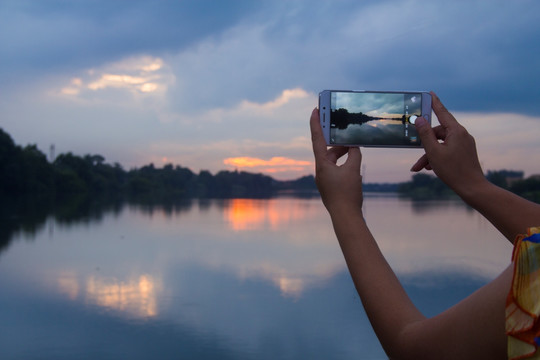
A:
[310,108,508,359]
[458,180,540,243]
[411,92,540,243]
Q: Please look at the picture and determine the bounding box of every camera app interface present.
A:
[330,92,422,145]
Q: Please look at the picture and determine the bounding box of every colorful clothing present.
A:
[506,227,540,360]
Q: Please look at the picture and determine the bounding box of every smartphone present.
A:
[318,90,432,147]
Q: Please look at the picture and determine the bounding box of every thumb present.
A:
[415,117,438,152]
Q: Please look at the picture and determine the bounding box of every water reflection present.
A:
[57,271,80,300]
[225,199,274,231]
[224,198,319,231]
[275,276,304,297]
[363,195,511,278]
[56,271,162,317]
[0,195,514,359]
[85,274,160,317]
[0,194,123,256]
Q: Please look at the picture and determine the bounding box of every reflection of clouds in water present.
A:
[45,197,509,307]
[202,198,345,297]
[1,195,516,360]
[57,271,80,300]
[57,272,162,318]
[364,197,510,279]
[236,263,338,299]
[86,275,160,317]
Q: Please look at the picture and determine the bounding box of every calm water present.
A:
[0,195,511,359]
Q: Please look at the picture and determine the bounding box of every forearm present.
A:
[328,205,425,357]
[457,179,540,243]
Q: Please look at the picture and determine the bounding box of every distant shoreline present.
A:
[2,126,539,203]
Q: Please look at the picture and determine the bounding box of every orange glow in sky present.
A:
[223,156,312,176]
[224,156,311,168]
[224,198,316,231]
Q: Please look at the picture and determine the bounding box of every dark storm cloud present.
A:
[0,0,264,81]
[247,0,540,115]
[1,0,539,116]
[335,1,540,115]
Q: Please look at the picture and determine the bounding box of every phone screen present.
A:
[329,91,423,146]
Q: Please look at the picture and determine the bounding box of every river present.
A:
[0,194,511,359]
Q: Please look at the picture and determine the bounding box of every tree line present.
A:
[3,126,539,202]
[0,128,316,200]
[398,170,540,202]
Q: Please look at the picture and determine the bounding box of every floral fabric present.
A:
[506,227,540,360]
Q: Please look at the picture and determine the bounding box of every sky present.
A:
[332,92,417,117]
[1,0,540,182]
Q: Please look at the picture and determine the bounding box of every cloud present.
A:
[139,88,316,179]
[4,1,540,114]
[0,0,262,83]
[237,88,310,113]
[223,156,312,175]
[58,55,173,99]
[2,0,540,185]
[152,0,540,116]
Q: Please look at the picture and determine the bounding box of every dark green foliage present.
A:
[362,182,400,192]
[486,169,524,189]
[211,170,274,198]
[127,163,196,199]
[0,127,315,199]
[0,129,55,194]
[509,177,540,202]
[0,129,23,193]
[21,145,55,193]
[5,126,539,202]
[272,175,318,197]
[399,170,540,203]
[398,173,454,199]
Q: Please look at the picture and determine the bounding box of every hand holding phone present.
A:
[319,90,432,147]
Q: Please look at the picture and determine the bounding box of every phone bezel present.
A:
[318,90,432,148]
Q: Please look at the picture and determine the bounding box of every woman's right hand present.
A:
[411,92,488,196]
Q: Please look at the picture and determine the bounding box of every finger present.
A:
[410,153,429,172]
[344,147,362,174]
[326,146,349,164]
[431,91,459,130]
[432,124,446,140]
[310,108,327,160]
[414,116,439,153]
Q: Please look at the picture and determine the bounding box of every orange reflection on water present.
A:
[225,198,314,231]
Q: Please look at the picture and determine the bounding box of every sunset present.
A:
[2,1,540,359]
[223,156,312,175]
[2,1,540,182]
